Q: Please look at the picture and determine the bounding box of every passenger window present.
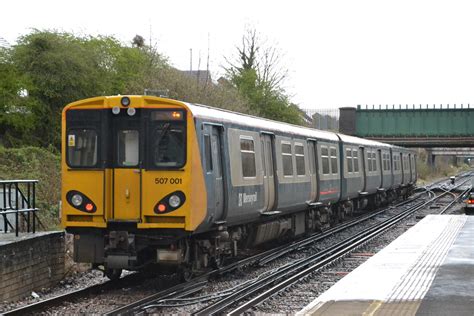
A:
[267,141,273,176]
[117,130,139,167]
[212,134,222,177]
[353,149,359,173]
[67,129,98,167]
[308,143,316,174]
[282,143,293,176]
[330,147,338,174]
[321,146,330,175]
[204,135,212,172]
[346,148,353,173]
[240,138,256,178]
[295,144,305,176]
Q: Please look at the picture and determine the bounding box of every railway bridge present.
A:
[339,105,474,165]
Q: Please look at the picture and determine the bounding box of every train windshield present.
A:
[150,110,186,168]
[67,129,99,167]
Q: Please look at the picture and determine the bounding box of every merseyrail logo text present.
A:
[238,192,258,206]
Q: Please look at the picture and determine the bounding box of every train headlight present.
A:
[71,194,83,207]
[169,195,181,208]
[112,106,120,115]
[127,107,136,116]
[121,96,131,107]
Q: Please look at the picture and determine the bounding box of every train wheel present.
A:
[105,268,122,281]
[178,265,194,282]
[211,253,225,269]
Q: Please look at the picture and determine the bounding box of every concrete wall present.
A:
[0,231,65,301]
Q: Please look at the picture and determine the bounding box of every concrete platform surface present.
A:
[0,231,60,247]
[298,215,474,316]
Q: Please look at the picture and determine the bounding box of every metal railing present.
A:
[0,180,39,236]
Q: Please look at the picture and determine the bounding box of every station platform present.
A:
[298,215,474,316]
[0,231,65,302]
[0,231,57,246]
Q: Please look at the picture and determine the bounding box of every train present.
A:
[61,95,417,280]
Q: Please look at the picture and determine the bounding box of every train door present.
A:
[308,140,318,202]
[377,149,383,188]
[203,124,225,222]
[261,134,276,212]
[112,114,142,220]
[360,147,367,192]
[400,153,406,184]
[409,154,414,183]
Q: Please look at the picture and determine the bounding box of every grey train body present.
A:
[189,104,417,243]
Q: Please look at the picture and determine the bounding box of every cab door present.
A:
[112,114,142,221]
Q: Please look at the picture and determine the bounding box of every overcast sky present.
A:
[2,0,474,110]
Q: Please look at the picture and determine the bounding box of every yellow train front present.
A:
[61,95,207,279]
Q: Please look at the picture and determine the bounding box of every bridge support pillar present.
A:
[426,150,436,169]
[339,107,357,135]
[453,156,459,167]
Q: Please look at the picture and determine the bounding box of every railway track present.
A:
[113,175,470,316]
[2,273,152,315]
[198,179,470,315]
[5,174,471,315]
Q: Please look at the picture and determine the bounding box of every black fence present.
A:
[0,180,39,236]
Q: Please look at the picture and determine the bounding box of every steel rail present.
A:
[2,272,154,315]
[197,181,468,316]
[4,280,116,315]
[104,280,207,316]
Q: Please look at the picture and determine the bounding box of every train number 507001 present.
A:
[155,177,182,185]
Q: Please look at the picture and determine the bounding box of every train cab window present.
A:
[241,138,256,177]
[353,149,359,173]
[346,149,353,173]
[330,147,338,174]
[204,135,212,172]
[295,144,305,176]
[151,123,186,168]
[282,143,293,176]
[117,130,139,167]
[67,129,98,167]
[321,146,330,175]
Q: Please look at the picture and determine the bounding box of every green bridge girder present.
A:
[356,105,474,137]
[338,105,474,147]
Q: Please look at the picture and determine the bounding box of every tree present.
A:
[224,28,302,125]
[132,35,145,48]
[1,31,169,148]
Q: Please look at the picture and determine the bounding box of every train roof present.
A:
[186,102,340,141]
[336,133,392,148]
